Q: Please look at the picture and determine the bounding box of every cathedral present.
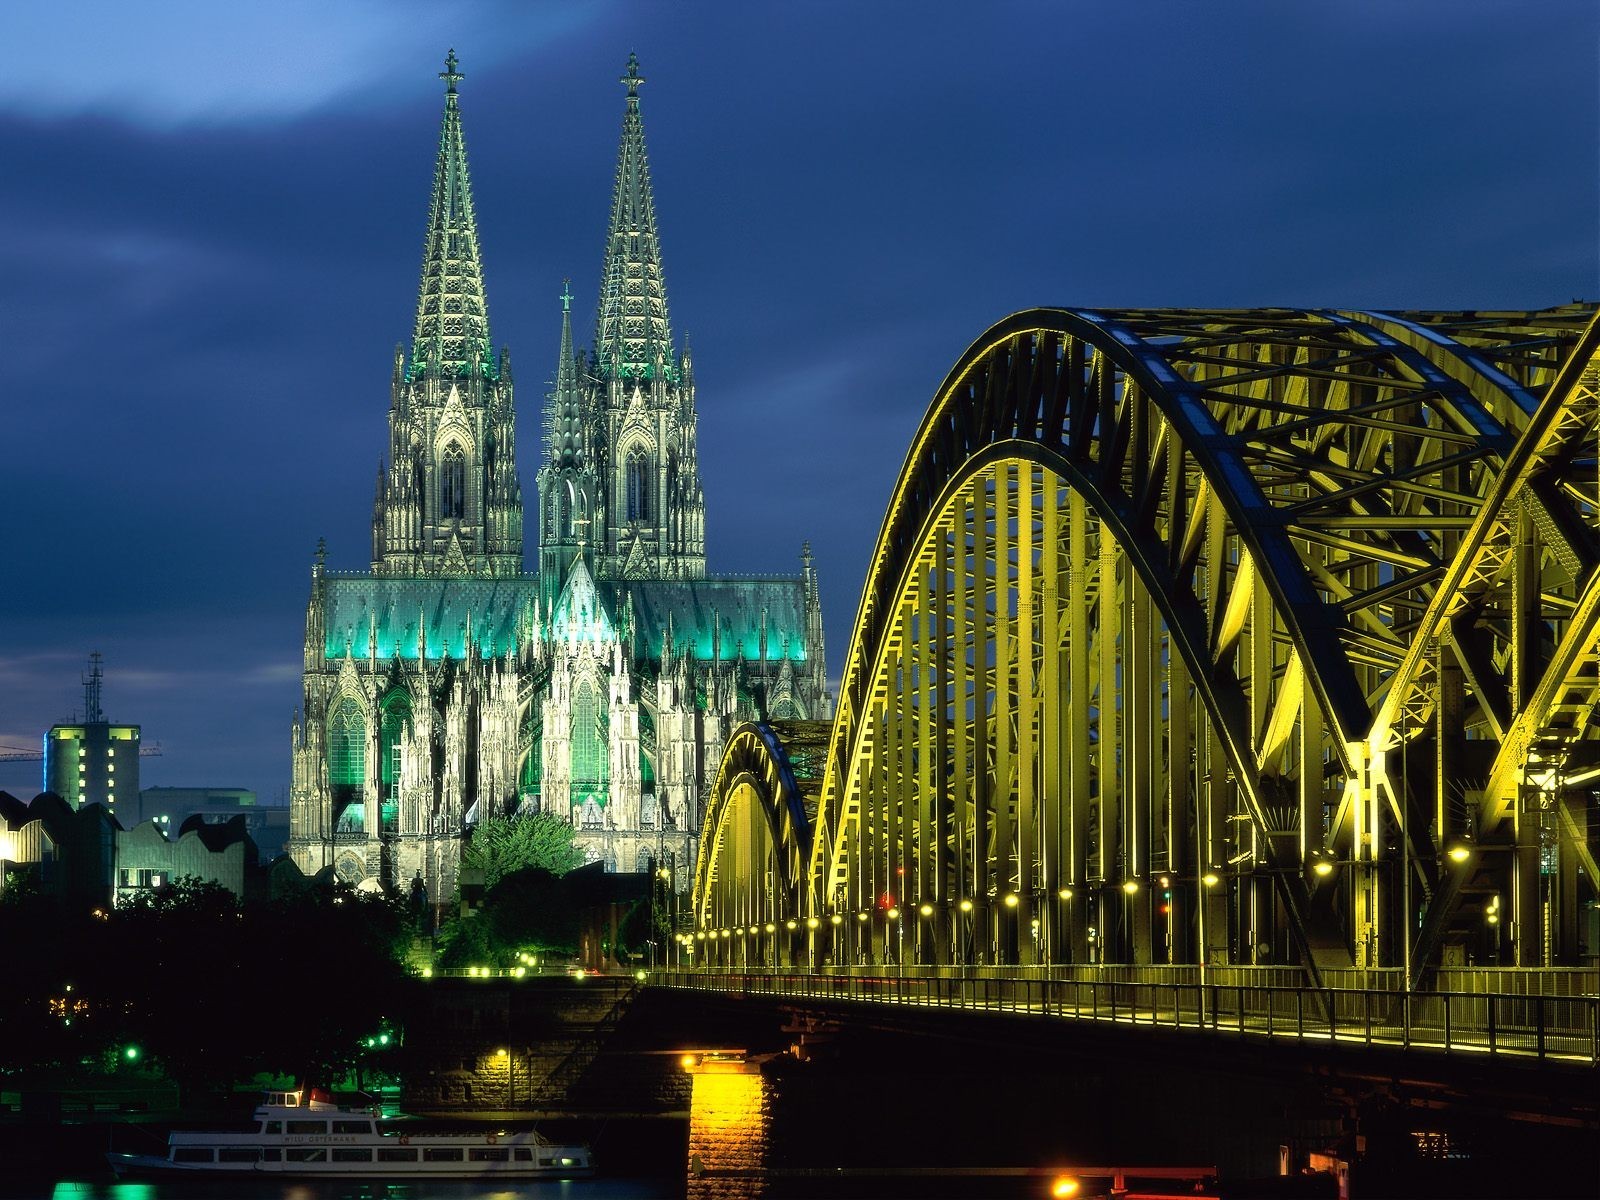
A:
[287,53,830,903]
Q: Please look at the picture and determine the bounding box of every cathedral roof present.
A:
[409,50,494,380]
[608,578,810,663]
[324,575,538,660]
[320,572,810,664]
[594,53,674,381]
[550,555,614,643]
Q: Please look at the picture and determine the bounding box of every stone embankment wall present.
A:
[398,976,697,1113]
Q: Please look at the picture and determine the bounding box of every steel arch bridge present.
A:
[693,305,1600,988]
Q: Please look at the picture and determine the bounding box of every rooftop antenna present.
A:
[83,652,105,724]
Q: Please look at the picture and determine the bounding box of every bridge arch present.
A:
[691,721,827,966]
[697,306,1600,983]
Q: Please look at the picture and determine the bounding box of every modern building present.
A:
[137,787,289,861]
[43,654,140,821]
[2,790,264,906]
[115,815,256,905]
[0,792,119,907]
[289,54,829,905]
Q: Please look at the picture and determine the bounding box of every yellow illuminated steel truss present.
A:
[695,306,1600,986]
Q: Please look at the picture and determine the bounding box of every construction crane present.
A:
[0,743,163,762]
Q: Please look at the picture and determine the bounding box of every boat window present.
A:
[173,1148,214,1163]
[286,1120,327,1134]
[559,1157,579,1166]
[332,1148,373,1163]
[262,1121,282,1134]
[512,1149,533,1161]
[377,1148,418,1162]
[469,1148,509,1161]
[423,1147,465,1162]
[261,1148,281,1162]
[286,1148,327,1162]
[219,1148,260,1163]
[332,1120,373,1134]
[540,1158,555,1166]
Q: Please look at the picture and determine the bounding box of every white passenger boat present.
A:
[107,1088,593,1179]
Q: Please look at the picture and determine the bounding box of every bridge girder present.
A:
[695,306,1600,982]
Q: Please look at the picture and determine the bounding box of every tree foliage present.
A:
[462,810,584,889]
[436,866,581,968]
[0,878,414,1101]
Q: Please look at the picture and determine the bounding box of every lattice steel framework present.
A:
[693,306,1600,985]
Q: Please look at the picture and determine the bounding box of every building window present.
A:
[570,680,608,796]
[441,444,466,519]
[625,451,650,522]
[329,700,365,790]
[379,690,411,822]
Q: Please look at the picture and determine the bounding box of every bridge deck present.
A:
[656,969,1599,1067]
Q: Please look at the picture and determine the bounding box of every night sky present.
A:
[1,1,1595,804]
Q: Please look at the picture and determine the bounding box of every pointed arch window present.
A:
[441,445,467,519]
[328,698,367,827]
[378,691,412,834]
[570,678,609,800]
[626,450,651,522]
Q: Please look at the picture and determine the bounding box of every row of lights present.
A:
[690,876,1218,941]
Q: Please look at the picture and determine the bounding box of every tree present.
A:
[462,811,584,889]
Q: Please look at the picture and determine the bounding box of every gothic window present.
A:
[557,485,571,539]
[379,691,411,834]
[570,679,609,796]
[625,451,650,522]
[519,704,542,801]
[441,445,466,519]
[328,698,366,800]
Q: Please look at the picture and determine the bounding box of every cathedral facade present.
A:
[288,54,829,903]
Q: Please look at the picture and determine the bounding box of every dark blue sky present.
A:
[1,0,1595,802]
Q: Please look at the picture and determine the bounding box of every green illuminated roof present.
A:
[320,571,809,665]
[609,578,809,663]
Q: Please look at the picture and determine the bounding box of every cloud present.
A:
[0,1,606,127]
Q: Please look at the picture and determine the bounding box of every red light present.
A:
[1159,904,1170,915]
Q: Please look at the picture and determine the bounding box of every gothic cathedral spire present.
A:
[411,49,492,378]
[595,52,672,380]
[536,281,598,591]
[373,52,522,578]
[581,54,706,581]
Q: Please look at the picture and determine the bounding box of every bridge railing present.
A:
[653,969,1599,1066]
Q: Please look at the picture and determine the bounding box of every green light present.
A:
[123,1045,141,1062]
[378,1033,390,1046]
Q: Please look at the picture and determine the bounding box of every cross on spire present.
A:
[621,51,644,98]
[440,49,463,94]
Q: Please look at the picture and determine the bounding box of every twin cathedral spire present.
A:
[370,50,706,589]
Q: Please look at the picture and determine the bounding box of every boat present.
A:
[107,1088,593,1180]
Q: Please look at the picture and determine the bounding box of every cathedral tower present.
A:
[373,51,522,578]
[589,53,706,581]
[536,283,599,591]
[294,53,830,908]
